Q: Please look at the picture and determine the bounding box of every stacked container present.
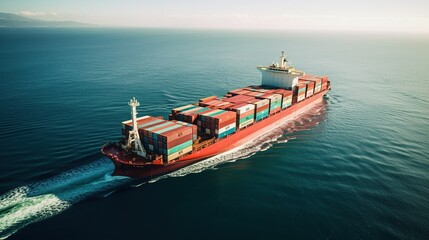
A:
[122,116,163,139]
[242,91,266,97]
[247,98,270,121]
[223,94,255,104]
[199,99,231,109]
[199,96,217,103]
[228,88,252,96]
[197,109,237,138]
[171,104,198,115]
[298,79,315,98]
[256,93,282,114]
[228,103,256,129]
[312,77,322,93]
[228,88,244,96]
[246,87,271,94]
[319,76,329,91]
[139,120,194,163]
[175,107,213,124]
[172,120,198,141]
[272,89,293,109]
[300,75,322,94]
[293,83,307,103]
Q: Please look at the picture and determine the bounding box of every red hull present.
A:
[103,88,329,179]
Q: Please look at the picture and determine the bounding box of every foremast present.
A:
[126,97,147,157]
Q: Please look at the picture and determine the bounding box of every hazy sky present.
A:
[2,0,428,33]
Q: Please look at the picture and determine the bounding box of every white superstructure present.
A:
[257,51,305,89]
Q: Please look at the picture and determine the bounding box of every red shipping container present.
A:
[256,104,269,112]
[224,95,255,104]
[217,102,235,110]
[164,133,193,148]
[298,79,315,89]
[272,89,293,97]
[199,96,218,103]
[216,118,236,129]
[228,88,245,95]
[236,89,253,95]
[162,125,193,142]
[122,116,159,129]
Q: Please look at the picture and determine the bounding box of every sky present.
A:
[1,0,429,33]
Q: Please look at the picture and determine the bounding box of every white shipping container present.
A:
[254,99,269,108]
[214,122,236,134]
[237,104,255,114]
[271,93,282,101]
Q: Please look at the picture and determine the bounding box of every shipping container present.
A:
[223,95,255,104]
[319,76,329,91]
[121,116,161,138]
[136,121,194,163]
[172,120,198,141]
[300,75,322,94]
[216,126,236,139]
[228,88,245,96]
[163,145,193,162]
[236,89,253,95]
[227,103,255,129]
[199,99,231,109]
[172,107,213,124]
[293,83,307,94]
[198,109,237,138]
[199,96,218,103]
[257,93,282,114]
[172,104,197,115]
[298,79,315,98]
[244,85,271,93]
[214,122,236,135]
[255,108,269,121]
[272,89,293,109]
[238,118,254,129]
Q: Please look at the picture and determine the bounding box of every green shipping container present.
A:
[167,140,193,155]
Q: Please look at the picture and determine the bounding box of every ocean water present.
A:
[0,28,428,240]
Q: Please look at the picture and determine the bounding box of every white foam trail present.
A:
[0,158,130,239]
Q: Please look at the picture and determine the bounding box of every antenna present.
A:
[126,97,147,157]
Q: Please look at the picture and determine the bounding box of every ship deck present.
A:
[102,84,330,172]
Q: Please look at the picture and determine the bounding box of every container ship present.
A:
[102,52,331,178]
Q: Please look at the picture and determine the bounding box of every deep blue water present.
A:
[0,28,428,240]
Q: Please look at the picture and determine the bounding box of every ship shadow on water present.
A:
[0,98,329,239]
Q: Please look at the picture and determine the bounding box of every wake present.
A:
[0,159,130,239]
